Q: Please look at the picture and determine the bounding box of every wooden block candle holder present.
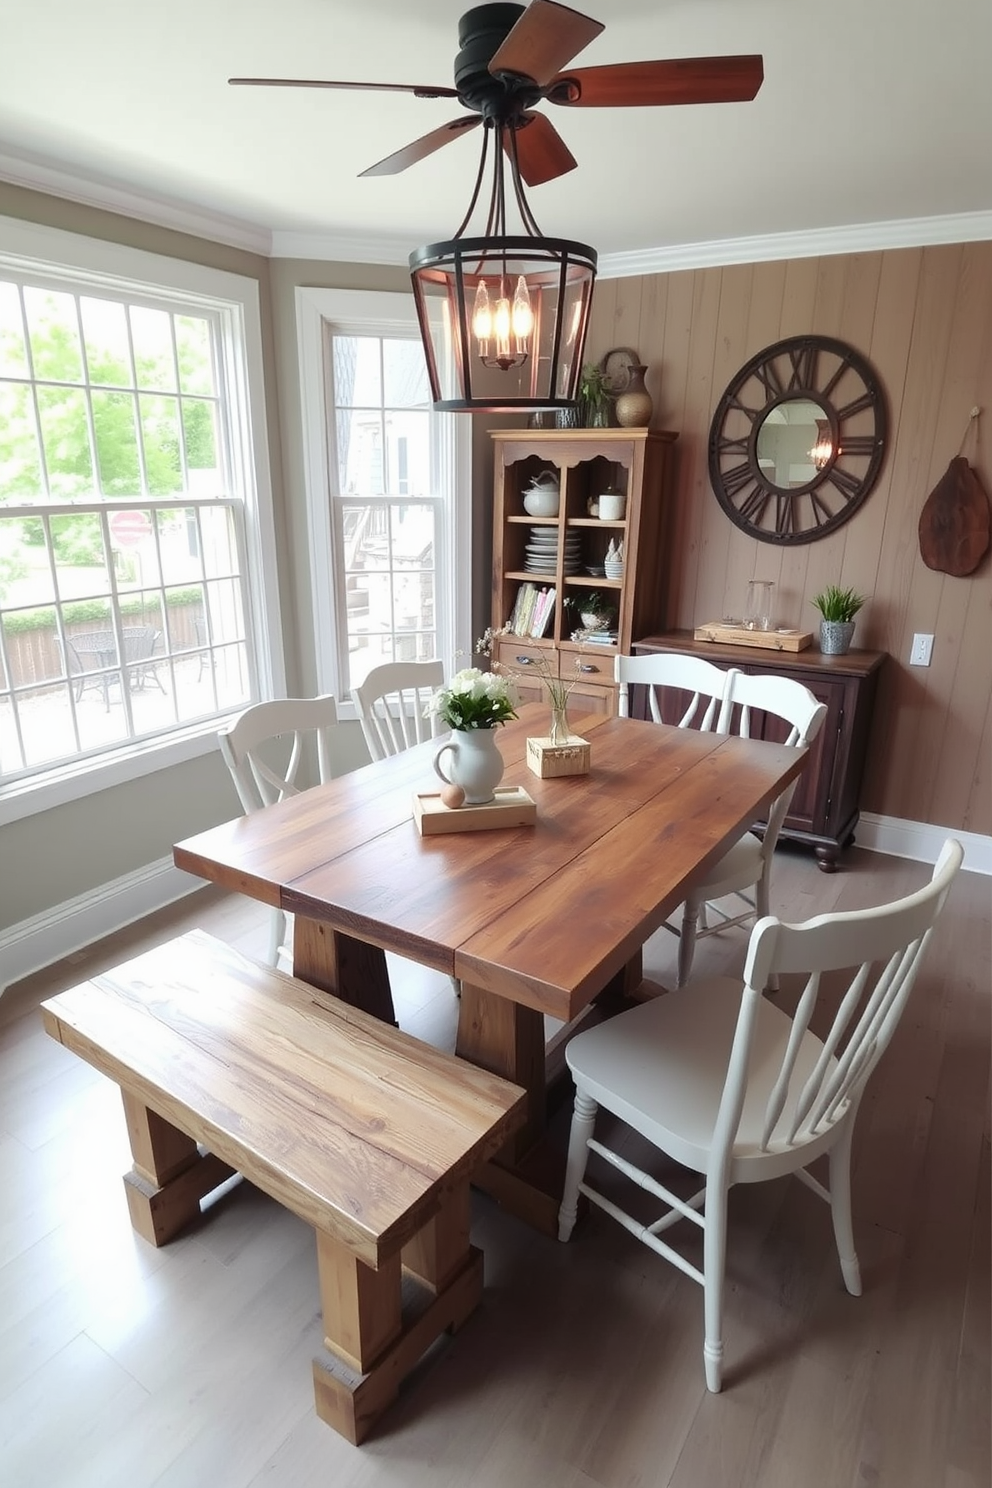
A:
[526,734,591,779]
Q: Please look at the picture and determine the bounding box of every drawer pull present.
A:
[579,663,599,674]
[516,654,536,665]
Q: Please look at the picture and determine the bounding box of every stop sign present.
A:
[109,510,153,549]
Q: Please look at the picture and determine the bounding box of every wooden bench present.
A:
[41,929,526,1444]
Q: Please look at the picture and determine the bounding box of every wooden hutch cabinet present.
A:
[631,632,885,871]
[491,429,677,713]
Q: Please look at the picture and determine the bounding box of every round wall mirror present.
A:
[708,335,887,544]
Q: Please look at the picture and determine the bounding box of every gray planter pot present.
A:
[819,620,856,655]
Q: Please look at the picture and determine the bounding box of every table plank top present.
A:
[175,706,804,1022]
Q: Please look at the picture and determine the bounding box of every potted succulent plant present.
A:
[812,585,866,655]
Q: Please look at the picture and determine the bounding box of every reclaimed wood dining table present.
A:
[174,703,807,1232]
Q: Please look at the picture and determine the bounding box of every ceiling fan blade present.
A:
[228,77,458,100]
[359,116,481,177]
[489,1,604,88]
[546,55,764,108]
[507,113,577,187]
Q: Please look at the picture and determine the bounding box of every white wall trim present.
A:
[0,857,202,995]
[3,141,989,276]
[275,230,413,265]
[856,813,991,876]
[272,211,992,274]
[294,286,471,712]
[596,211,992,279]
[0,146,272,256]
[0,215,285,820]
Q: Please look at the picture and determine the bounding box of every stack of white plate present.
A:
[524,526,583,574]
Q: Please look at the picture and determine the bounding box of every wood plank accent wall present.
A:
[587,244,992,836]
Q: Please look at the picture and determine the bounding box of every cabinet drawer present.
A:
[561,647,614,686]
[496,638,553,672]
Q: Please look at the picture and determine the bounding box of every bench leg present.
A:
[401,1183,471,1293]
[120,1091,235,1246]
[311,1182,483,1445]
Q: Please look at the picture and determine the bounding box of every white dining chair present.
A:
[217,695,346,967]
[615,651,735,731]
[676,668,827,987]
[353,660,446,762]
[616,653,827,986]
[352,659,464,996]
[558,838,964,1392]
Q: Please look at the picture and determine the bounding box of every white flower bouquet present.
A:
[425,667,518,731]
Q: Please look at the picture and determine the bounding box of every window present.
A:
[296,289,470,709]
[0,218,281,820]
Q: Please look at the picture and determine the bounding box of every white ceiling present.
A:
[2,0,991,268]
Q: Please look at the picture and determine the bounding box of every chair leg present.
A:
[267,908,288,968]
[755,870,778,991]
[702,1180,728,1392]
[558,1088,598,1242]
[828,1123,862,1296]
[677,900,701,988]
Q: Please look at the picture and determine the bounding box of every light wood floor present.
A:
[1,846,988,1487]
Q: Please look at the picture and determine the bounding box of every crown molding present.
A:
[1,145,990,273]
[0,148,272,256]
[595,211,992,279]
[271,229,412,265]
[271,212,992,272]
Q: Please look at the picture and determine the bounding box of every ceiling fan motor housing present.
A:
[454,4,541,117]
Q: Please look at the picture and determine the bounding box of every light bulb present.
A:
[493,293,512,359]
[472,280,492,355]
[512,275,534,347]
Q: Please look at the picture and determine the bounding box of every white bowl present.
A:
[523,487,560,517]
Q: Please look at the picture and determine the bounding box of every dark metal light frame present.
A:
[410,120,597,413]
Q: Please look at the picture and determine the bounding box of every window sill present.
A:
[0,721,233,827]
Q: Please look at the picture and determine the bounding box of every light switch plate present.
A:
[910,633,934,666]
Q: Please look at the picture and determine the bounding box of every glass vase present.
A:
[549,700,571,746]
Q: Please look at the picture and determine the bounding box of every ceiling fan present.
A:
[229,0,764,188]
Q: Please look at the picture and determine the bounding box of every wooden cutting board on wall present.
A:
[918,456,991,576]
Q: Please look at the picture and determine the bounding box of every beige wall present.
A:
[587,244,992,835]
[1,181,989,934]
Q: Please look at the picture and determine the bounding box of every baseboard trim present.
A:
[3,812,989,995]
[0,857,202,995]
[857,814,991,876]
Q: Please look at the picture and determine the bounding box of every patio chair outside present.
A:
[60,626,165,709]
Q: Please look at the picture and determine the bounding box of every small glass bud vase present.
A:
[549,701,571,746]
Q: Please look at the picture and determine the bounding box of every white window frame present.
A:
[295,287,472,719]
[0,215,284,826]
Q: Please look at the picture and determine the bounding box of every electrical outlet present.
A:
[910,633,934,667]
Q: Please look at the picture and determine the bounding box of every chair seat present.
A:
[565,980,841,1183]
[689,832,764,900]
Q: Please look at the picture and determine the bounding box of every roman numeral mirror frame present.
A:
[708,334,888,544]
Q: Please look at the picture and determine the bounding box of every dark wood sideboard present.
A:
[631,632,886,871]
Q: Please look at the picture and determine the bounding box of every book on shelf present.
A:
[572,627,618,645]
[531,586,556,638]
[508,582,557,639]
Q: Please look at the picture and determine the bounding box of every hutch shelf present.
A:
[491,429,677,714]
[631,631,886,872]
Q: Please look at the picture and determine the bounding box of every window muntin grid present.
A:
[0,275,255,781]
